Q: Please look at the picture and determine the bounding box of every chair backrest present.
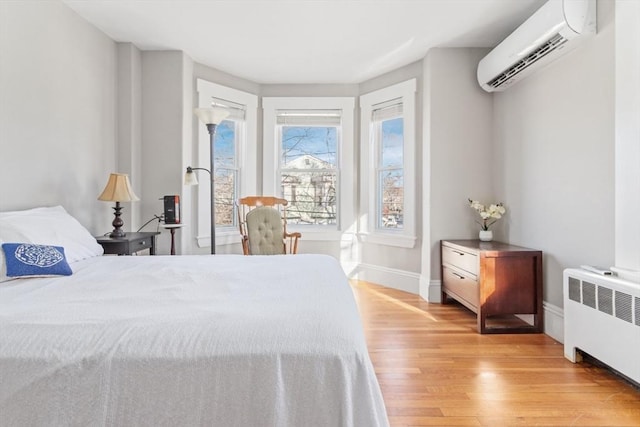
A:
[245,206,286,255]
[237,196,301,255]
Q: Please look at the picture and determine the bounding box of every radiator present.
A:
[563,268,640,384]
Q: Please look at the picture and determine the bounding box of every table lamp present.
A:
[98,173,139,238]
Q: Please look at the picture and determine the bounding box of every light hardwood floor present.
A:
[350,280,640,427]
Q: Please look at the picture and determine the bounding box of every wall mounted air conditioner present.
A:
[477,0,596,92]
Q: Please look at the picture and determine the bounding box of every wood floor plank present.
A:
[351,280,640,427]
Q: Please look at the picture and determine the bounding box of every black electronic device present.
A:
[163,195,181,224]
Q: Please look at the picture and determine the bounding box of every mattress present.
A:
[0,254,388,427]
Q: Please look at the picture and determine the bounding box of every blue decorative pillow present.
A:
[2,243,72,278]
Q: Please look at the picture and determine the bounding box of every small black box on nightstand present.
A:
[164,195,181,224]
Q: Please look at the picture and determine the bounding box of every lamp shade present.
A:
[184,169,199,186]
[194,106,230,125]
[98,173,139,202]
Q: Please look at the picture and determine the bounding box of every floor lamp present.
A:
[186,106,229,254]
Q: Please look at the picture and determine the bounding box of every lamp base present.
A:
[109,229,126,238]
[110,202,126,238]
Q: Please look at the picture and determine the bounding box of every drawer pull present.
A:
[452,250,465,256]
[139,240,146,245]
[452,272,465,280]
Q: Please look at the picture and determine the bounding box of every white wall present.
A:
[140,51,193,255]
[422,48,494,299]
[492,0,616,308]
[0,0,116,233]
[116,43,143,232]
[614,0,640,277]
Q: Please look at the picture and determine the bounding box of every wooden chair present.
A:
[237,196,301,255]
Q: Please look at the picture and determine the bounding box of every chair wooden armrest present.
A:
[284,231,302,254]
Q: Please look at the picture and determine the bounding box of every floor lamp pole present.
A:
[194,106,228,255]
[207,123,218,255]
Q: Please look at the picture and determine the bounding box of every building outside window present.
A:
[277,112,340,225]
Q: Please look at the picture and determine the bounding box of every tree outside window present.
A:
[214,120,238,227]
[280,126,338,225]
[378,117,404,229]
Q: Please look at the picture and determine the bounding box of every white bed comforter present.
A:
[0,254,388,427]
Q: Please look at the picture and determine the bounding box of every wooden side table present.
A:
[161,223,185,255]
[441,239,543,334]
[95,232,160,255]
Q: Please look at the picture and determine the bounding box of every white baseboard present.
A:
[419,277,441,302]
[351,263,420,294]
[543,301,564,343]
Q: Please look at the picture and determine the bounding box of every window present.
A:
[374,102,404,230]
[213,118,238,227]
[360,79,416,248]
[195,79,257,248]
[263,97,355,240]
[278,111,340,226]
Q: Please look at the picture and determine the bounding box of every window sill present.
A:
[197,229,353,247]
[287,228,351,242]
[196,230,241,248]
[358,232,416,248]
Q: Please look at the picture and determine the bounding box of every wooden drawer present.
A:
[442,266,479,311]
[442,244,478,276]
[96,232,158,255]
[131,237,153,252]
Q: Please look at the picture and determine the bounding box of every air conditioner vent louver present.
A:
[487,34,568,89]
[597,286,613,315]
[568,277,581,302]
[582,281,596,308]
[615,291,633,323]
[636,297,640,326]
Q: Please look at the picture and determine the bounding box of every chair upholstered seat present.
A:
[237,196,301,255]
[246,206,285,255]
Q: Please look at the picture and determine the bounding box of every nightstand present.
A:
[441,239,543,334]
[95,231,160,255]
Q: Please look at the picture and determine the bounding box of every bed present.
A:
[0,206,389,426]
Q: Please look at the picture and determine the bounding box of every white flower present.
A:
[468,198,507,231]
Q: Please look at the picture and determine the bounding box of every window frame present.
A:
[262,97,355,241]
[359,79,417,248]
[212,119,240,230]
[195,79,257,248]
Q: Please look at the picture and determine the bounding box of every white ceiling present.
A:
[63,0,546,84]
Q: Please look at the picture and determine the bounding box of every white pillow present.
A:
[0,238,10,283]
[0,206,103,264]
